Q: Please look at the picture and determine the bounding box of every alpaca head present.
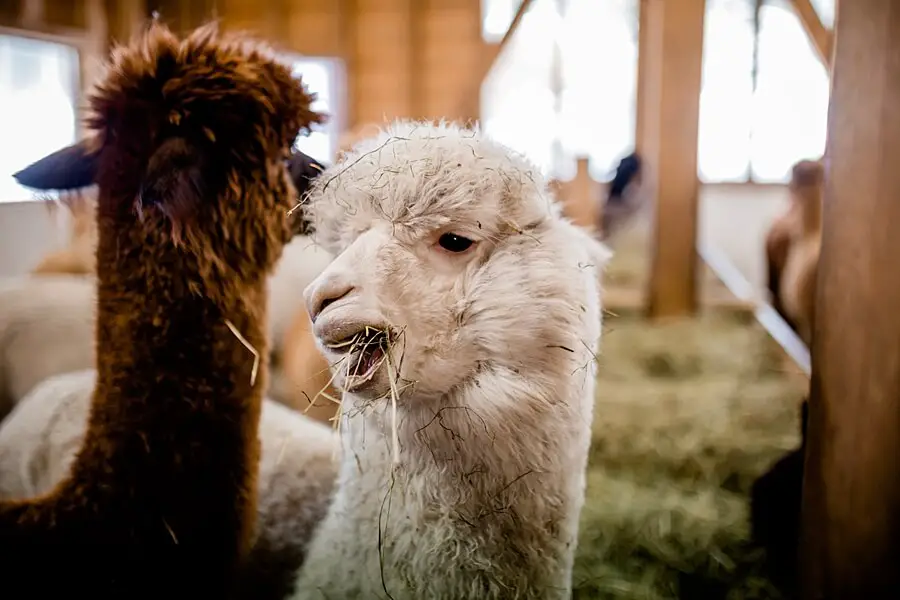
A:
[14,22,325,299]
[89,22,324,281]
[789,159,824,230]
[789,159,825,202]
[303,121,610,402]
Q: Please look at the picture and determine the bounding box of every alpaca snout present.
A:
[304,273,355,324]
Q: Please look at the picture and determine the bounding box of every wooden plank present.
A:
[790,0,834,69]
[21,0,45,27]
[800,1,900,597]
[638,0,706,318]
[408,0,420,117]
[337,0,357,128]
[634,0,655,155]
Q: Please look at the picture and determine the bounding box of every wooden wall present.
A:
[2,0,489,128]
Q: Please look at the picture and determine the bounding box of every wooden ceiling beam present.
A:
[790,0,834,70]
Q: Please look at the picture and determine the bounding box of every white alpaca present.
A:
[0,368,339,599]
[0,275,95,418]
[291,120,609,599]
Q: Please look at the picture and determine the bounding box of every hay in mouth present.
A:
[321,325,402,464]
[323,325,391,384]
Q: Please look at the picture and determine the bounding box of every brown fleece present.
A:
[765,204,798,329]
[0,21,323,599]
[780,160,824,346]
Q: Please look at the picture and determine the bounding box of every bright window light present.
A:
[288,56,345,165]
[0,34,79,203]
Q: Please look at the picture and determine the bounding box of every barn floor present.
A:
[572,216,808,599]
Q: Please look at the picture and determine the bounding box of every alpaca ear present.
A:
[13,141,99,191]
[286,150,325,236]
[287,150,325,198]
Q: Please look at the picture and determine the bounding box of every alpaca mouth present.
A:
[322,325,391,386]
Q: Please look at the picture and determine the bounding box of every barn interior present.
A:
[1,0,896,598]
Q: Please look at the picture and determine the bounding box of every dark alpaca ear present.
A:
[287,150,325,198]
[13,141,99,191]
[286,150,325,236]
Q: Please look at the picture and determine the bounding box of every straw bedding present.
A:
[573,313,807,599]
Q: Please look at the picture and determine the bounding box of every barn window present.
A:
[750,0,829,182]
[0,33,79,203]
[698,0,830,183]
[480,0,561,177]
[286,55,346,166]
[557,0,639,182]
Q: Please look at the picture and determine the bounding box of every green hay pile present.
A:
[573,313,808,599]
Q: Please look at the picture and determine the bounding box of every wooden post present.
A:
[800,1,900,598]
[561,157,600,233]
[634,0,654,156]
[637,0,706,318]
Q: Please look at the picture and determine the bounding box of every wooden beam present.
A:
[20,0,45,27]
[800,1,900,597]
[634,0,656,154]
[82,0,107,92]
[336,0,357,128]
[408,0,421,118]
[790,0,834,69]
[638,0,706,318]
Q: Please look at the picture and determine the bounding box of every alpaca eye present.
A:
[437,233,474,253]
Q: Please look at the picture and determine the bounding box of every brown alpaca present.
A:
[780,160,824,346]
[22,124,335,425]
[0,22,323,599]
[31,191,97,276]
[766,199,801,330]
[765,159,823,336]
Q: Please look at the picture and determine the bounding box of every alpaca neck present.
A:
[310,363,593,598]
[794,186,823,236]
[82,220,268,499]
[343,362,592,503]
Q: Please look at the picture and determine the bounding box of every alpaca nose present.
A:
[306,275,355,323]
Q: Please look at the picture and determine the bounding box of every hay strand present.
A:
[224,319,260,386]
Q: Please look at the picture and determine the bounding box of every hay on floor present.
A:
[574,313,807,599]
